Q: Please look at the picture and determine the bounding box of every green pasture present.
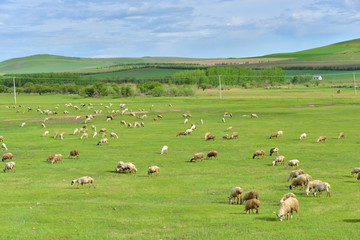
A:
[0,88,360,239]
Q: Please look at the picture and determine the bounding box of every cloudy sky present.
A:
[0,0,359,62]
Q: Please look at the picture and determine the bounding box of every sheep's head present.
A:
[289,185,293,190]
[272,161,276,166]
[274,212,285,221]
[71,180,75,185]
[313,192,317,197]
[306,190,310,196]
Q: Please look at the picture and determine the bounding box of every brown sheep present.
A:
[222,134,229,140]
[68,150,80,159]
[270,147,279,156]
[270,132,279,139]
[148,166,160,176]
[253,150,265,159]
[206,135,215,141]
[317,136,326,142]
[2,152,13,162]
[51,154,63,164]
[176,131,186,137]
[99,128,107,133]
[245,199,260,214]
[230,132,239,139]
[46,153,56,162]
[241,191,259,205]
[338,132,344,139]
[190,153,204,162]
[206,151,218,159]
[157,114,163,118]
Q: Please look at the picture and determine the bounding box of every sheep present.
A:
[68,150,80,159]
[204,132,211,140]
[206,135,215,141]
[289,175,308,190]
[127,123,132,128]
[101,133,106,138]
[73,128,80,135]
[106,117,112,122]
[0,136,3,141]
[357,173,360,181]
[71,176,95,188]
[148,166,160,176]
[157,114,163,119]
[269,132,279,139]
[252,150,265,159]
[206,151,218,159]
[287,169,305,182]
[130,112,136,117]
[2,143,8,151]
[134,122,141,128]
[176,131,185,137]
[230,132,239,139]
[313,182,331,197]
[222,118,226,123]
[245,199,260,214]
[227,126,233,131]
[228,187,243,204]
[251,113,258,118]
[42,131,49,136]
[81,133,88,140]
[2,152,13,161]
[3,161,15,173]
[93,132,98,138]
[91,125,96,131]
[351,168,360,176]
[190,153,204,162]
[185,129,193,135]
[285,159,299,169]
[75,116,81,120]
[272,156,285,166]
[153,118,158,121]
[190,124,196,130]
[41,123,46,129]
[51,154,63,164]
[99,128,107,133]
[241,191,259,205]
[110,132,119,139]
[299,174,312,185]
[60,132,65,140]
[305,180,323,196]
[46,154,56,162]
[269,147,279,156]
[200,119,203,125]
[222,134,229,140]
[277,130,283,136]
[338,132,344,139]
[141,122,145,127]
[97,138,108,145]
[274,197,300,221]
[63,110,69,114]
[161,145,168,154]
[184,118,188,124]
[300,133,307,140]
[317,136,326,142]
[126,162,138,174]
[21,122,26,127]
[279,193,296,204]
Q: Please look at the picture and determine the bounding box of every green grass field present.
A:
[0,88,360,239]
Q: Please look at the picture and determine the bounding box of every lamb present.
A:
[228,187,243,204]
[41,123,46,128]
[21,122,26,127]
[148,166,160,176]
[305,180,323,195]
[272,156,285,166]
[3,161,15,173]
[110,132,119,139]
[289,175,307,190]
[159,145,168,154]
[51,154,63,164]
[222,134,229,140]
[269,147,279,156]
[204,132,211,140]
[68,150,80,159]
[251,113,258,118]
[287,169,305,182]
[2,143,8,151]
[81,133,88,139]
[252,150,265,159]
[300,133,307,140]
[141,122,145,127]
[230,132,239,139]
[299,174,312,185]
[285,159,299,169]
[73,128,80,135]
[176,131,185,137]
[269,132,279,139]
[245,199,260,214]
[97,138,108,145]
[317,136,326,142]
[338,132,344,139]
[206,151,218,159]
[241,191,259,205]
[42,131,49,136]
[312,182,331,197]
[206,135,215,141]
[274,197,299,221]
[351,168,360,176]
[190,153,204,162]
[71,176,95,188]
[2,152,13,161]
[279,193,296,204]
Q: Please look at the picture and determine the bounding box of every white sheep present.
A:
[21,122,26,127]
[351,168,360,176]
[91,125,96,131]
[200,119,203,125]
[41,123,46,129]
[0,136,3,142]
[185,129,192,135]
[148,166,160,176]
[270,147,279,156]
[274,197,300,221]
[2,143,8,151]
[190,124,196,130]
[279,193,296,204]
[42,131,49,136]
[251,113,258,118]
[317,136,326,142]
[184,118,188,124]
[3,161,15,173]
[110,132,119,139]
[285,159,299,169]
[300,133,307,140]
[93,132,98,138]
[228,187,243,204]
[312,182,331,197]
[60,132,65,140]
[71,176,95,188]
[272,156,285,166]
[81,133,88,139]
[287,169,305,182]
[277,130,283,136]
[161,145,168,154]
[222,118,226,123]
[73,128,80,135]
[305,180,323,196]
[97,138,108,145]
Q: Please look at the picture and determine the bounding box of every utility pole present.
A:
[354,72,357,95]
[219,75,222,100]
[13,77,16,105]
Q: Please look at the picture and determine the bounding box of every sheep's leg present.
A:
[327,191,331,198]
[251,209,254,214]
[256,208,258,214]
[290,211,293,220]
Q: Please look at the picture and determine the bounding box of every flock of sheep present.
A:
[1,102,357,222]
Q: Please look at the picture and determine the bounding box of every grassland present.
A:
[0,88,359,239]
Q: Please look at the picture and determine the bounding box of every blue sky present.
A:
[0,0,359,62]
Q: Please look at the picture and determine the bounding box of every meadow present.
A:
[0,88,360,239]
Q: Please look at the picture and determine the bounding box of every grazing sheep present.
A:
[190,124,196,130]
[157,114,163,119]
[299,174,312,185]
[60,132,65,140]
[251,113,258,118]
[351,168,360,176]
[110,132,119,139]
[190,153,204,162]
[222,134,229,140]
[176,131,185,137]
[338,132,344,139]
[204,132,211,140]
[245,199,260,214]
[279,193,296,204]
[134,122,141,128]
[305,180,323,196]
[71,176,95,188]
[161,145,168,154]
[68,150,80,159]
[313,182,331,197]
[272,156,285,166]
[274,197,299,221]
[222,118,226,123]
[206,135,215,141]
[241,191,259,205]
[63,110,69,114]
[101,133,106,138]
[269,132,279,139]
[141,122,145,127]
[277,130,283,136]
[206,151,218,159]
[73,128,80,135]
[0,136,3,141]
[127,123,132,128]
[300,133,307,140]
[126,162,138,174]
[253,150,265,159]
[91,125,96,131]
[227,126,233,131]
[185,129,193,135]
[81,133,88,140]
[97,138,108,145]
[269,147,279,156]
[153,118,158,121]
[287,169,305,182]
[357,173,360,181]
[93,132,98,138]
[46,154,56,162]
[285,159,299,169]
[317,136,326,143]
[230,132,239,139]
[228,187,243,204]
[99,128,107,133]
[51,154,63,164]
[3,161,15,173]
[184,118,188,124]
[42,131,49,136]
[2,152,13,161]
[21,122,26,127]
[289,175,308,190]
[2,143,8,151]
[148,166,160,176]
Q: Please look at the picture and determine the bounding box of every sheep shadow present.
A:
[343,219,360,223]
[212,201,229,205]
[256,217,277,222]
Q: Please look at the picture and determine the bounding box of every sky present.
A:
[0,0,360,62]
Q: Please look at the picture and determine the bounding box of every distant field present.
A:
[0,88,360,239]
[87,68,183,79]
